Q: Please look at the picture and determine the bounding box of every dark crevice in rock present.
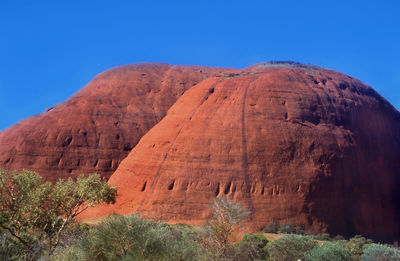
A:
[215,182,220,196]
[62,137,73,147]
[141,181,147,192]
[224,181,232,194]
[168,180,175,190]
[104,160,112,168]
[338,83,348,90]
[123,144,132,151]
[183,181,189,191]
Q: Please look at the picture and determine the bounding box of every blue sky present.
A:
[1,0,399,130]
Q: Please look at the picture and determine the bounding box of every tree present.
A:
[304,242,352,261]
[361,243,400,261]
[266,234,317,261]
[205,196,251,258]
[0,168,116,259]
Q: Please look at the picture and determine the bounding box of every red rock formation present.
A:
[0,63,237,181]
[80,63,400,242]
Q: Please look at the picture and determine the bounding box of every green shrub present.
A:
[51,222,92,260]
[361,243,400,261]
[263,221,280,233]
[334,235,346,240]
[263,222,304,235]
[234,233,268,260]
[278,223,296,234]
[52,246,83,261]
[312,233,332,241]
[304,242,352,261]
[77,215,205,261]
[165,224,206,261]
[294,225,305,235]
[0,231,37,261]
[346,235,373,260]
[254,61,317,70]
[266,234,317,261]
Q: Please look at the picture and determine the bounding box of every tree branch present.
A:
[0,223,33,252]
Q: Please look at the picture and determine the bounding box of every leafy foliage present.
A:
[312,233,332,241]
[253,61,318,70]
[78,214,205,261]
[266,234,317,261]
[0,169,116,259]
[206,196,251,258]
[304,242,353,261]
[345,235,373,260]
[263,221,280,233]
[361,243,400,261]
[0,230,38,261]
[263,221,304,235]
[234,233,268,260]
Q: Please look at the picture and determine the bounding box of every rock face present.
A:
[0,63,236,181]
[80,63,400,242]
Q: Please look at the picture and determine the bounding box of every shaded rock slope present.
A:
[79,62,400,242]
[0,63,237,181]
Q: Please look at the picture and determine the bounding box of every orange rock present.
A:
[80,63,400,242]
[0,63,237,181]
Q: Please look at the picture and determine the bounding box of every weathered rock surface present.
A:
[80,63,400,242]
[0,63,236,181]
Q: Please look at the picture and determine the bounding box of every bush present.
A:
[77,214,205,261]
[51,222,92,260]
[294,225,305,235]
[334,235,346,241]
[263,221,280,233]
[313,233,332,241]
[234,233,268,260]
[346,235,373,260]
[304,242,353,261]
[263,222,304,235]
[52,246,83,261]
[278,223,296,234]
[266,234,317,261]
[361,243,400,261]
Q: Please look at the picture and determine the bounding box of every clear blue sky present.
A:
[1,0,399,131]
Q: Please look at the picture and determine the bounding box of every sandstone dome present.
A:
[1,62,399,242]
[0,63,236,181]
[79,62,400,242]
